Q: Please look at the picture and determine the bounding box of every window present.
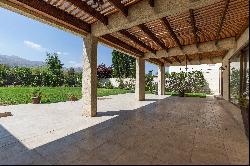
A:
[229,45,249,107]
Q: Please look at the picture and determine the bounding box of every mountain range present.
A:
[0,54,44,67]
[0,54,83,72]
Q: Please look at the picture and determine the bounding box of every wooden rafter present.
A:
[173,56,181,64]
[186,55,191,62]
[119,30,156,54]
[66,0,108,25]
[138,24,168,51]
[162,57,172,64]
[215,0,230,45]
[148,58,164,66]
[149,0,154,7]
[101,34,144,57]
[9,0,91,33]
[107,0,128,17]
[161,17,182,49]
[189,9,199,47]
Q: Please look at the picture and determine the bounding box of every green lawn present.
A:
[0,87,129,105]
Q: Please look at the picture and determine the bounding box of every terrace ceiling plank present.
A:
[107,0,128,17]
[138,24,168,51]
[101,34,144,57]
[186,55,191,62]
[215,0,230,45]
[189,9,199,47]
[66,0,108,25]
[161,17,182,49]
[119,29,156,54]
[6,0,91,33]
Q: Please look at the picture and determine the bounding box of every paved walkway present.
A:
[0,93,248,165]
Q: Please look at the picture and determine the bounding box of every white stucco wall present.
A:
[167,63,222,95]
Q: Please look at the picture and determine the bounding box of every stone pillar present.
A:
[222,59,230,101]
[135,58,145,101]
[82,34,98,117]
[158,65,165,95]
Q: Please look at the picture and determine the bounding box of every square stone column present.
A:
[222,60,230,101]
[135,58,145,101]
[158,65,165,95]
[82,34,98,117]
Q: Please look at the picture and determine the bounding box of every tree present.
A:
[45,53,64,86]
[112,50,136,78]
[65,67,77,87]
[97,63,112,79]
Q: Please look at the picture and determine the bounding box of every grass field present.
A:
[0,87,129,105]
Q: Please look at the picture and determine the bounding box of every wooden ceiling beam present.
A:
[119,30,156,54]
[149,0,154,7]
[189,9,199,47]
[148,58,164,66]
[138,24,168,51]
[101,34,144,57]
[66,0,108,25]
[186,55,191,62]
[162,57,173,64]
[161,17,182,49]
[7,0,91,33]
[215,0,230,45]
[173,56,181,64]
[107,0,128,17]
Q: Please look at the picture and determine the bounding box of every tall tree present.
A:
[45,53,64,86]
[112,50,136,78]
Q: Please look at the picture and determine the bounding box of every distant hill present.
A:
[0,54,44,67]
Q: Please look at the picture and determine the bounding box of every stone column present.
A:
[158,65,165,95]
[222,60,230,101]
[82,34,98,117]
[135,57,145,101]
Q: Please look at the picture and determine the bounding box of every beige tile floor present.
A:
[0,93,248,165]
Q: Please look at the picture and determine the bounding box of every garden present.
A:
[0,50,211,105]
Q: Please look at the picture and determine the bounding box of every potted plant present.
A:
[31,89,42,104]
[68,94,78,101]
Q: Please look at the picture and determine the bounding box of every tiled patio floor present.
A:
[0,93,248,165]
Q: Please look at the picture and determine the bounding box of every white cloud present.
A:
[56,51,69,55]
[24,40,45,51]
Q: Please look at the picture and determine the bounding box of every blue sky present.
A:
[0,8,157,73]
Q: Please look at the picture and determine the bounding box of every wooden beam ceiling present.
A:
[119,29,156,54]
[9,0,91,33]
[162,57,173,64]
[107,0,128,17]
[66,0,108,25]
[186,55,191,62]
[189,9,199,47]
[138,24,168,51]
[215,0,230,45]
[161,17,182,49]
[173,56,181,64]
[148,58,164,66]
[101,34,144,57]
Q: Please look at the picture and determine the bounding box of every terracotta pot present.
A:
[69,96,78,101]
[32,97,41,104]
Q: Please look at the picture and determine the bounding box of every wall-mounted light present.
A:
[219,66,225,71]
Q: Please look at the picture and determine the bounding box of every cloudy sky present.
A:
[0,8,157,73]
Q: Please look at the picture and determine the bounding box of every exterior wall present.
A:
[167,64,222,95]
